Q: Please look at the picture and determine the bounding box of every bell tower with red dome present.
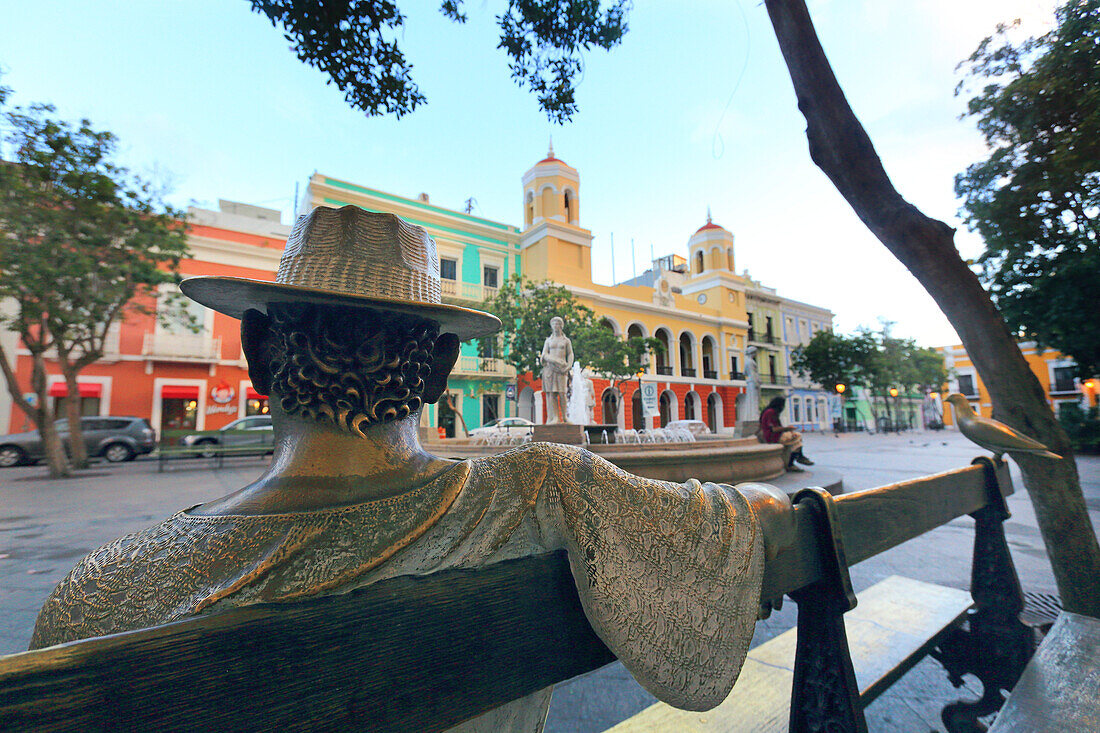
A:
[519,141,593,284]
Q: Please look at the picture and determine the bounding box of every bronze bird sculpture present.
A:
[944,393,1062,460]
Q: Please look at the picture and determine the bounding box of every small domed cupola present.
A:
[688,207,735,275]
[522,138,580,228]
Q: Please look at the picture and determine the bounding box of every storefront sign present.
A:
[640,383,658,421]
[210,381,235,404]
[206,403,237,415]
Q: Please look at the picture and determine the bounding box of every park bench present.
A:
[0,456,1042,732]
[156,429,273,472]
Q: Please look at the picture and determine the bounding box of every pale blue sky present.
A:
[0,1,1058,346]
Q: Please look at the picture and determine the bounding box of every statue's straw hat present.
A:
[180,205,500,340]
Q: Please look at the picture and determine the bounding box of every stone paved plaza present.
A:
[1,429,1097,731]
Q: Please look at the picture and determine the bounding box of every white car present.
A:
[468,417,535,438]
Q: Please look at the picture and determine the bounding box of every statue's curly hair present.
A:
[265,303,439,435]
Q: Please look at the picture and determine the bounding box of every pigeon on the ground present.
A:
[944,393,1062,460]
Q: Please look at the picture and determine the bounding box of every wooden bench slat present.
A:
[606,576,973,732]
[763,461,1010,599]
[0,552,614,733]
[989,612,1100,732]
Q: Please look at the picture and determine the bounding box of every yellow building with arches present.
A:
[515,147,829,433]
[302,146,835,434]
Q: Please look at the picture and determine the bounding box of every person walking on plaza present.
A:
[760,396,814,472]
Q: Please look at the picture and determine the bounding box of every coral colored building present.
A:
[3,201,290,435]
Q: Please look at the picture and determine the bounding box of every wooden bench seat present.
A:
[607,576,973,731]
[0,457,1035,732]
[988,612,1100,732]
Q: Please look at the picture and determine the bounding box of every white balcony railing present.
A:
[440,279,498,304]
[451,356,516,378]
[143,332,221,361]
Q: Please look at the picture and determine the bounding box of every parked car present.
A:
[177,415,274,458]
[0,416,156,467]
[467,417,535,439]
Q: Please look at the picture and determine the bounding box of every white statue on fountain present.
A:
[540,316,574,424]
[741,345,761,423]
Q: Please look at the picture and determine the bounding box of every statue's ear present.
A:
[423,333,459,404]
[241,309,274,396]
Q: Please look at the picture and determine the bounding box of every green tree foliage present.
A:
[956,1,1100,376]
[1058,402,1100,453]
[793,327,947,427]
[790,329,865,394]
[249,0,630,122]
[0,98,190,476]
[482,274,661,389]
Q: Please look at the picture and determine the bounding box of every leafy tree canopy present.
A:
[792,327,946,397]
[790,329,866,395]
[482,274,660,387]
[0,96,190,474]
[956,0,1100,376]
[249,0,630,122]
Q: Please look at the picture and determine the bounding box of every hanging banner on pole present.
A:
[640,382,659,423]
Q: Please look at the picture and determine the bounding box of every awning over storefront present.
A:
[246,387,267,399]
[48,382,102,398]
[161,385,200,400]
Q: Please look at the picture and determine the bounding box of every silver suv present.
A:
[0,416,157,467]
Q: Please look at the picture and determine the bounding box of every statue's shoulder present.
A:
[501,441,613,475]
[30,523,163,648]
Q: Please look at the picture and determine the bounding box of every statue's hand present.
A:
[737,483,795,561]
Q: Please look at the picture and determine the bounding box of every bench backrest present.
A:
[0,459,1014,732]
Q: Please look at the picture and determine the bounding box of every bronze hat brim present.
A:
[180,276,502,340]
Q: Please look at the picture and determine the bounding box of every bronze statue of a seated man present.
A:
[31,206,792,727]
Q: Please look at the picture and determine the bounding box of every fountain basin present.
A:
[426,435,786,485]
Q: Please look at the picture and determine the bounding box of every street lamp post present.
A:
[889,387,899,433]
[927,391,942,429]
[835,383,846,433]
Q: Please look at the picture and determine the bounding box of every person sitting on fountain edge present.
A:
[31,205,795,730]
[759,396,814,472]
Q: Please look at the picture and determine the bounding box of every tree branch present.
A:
[763,0,1100,614]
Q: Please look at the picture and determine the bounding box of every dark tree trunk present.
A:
[30,353,70,478]
[0,342,70,477]
[60,363,89,469]
[763,0,1100,615]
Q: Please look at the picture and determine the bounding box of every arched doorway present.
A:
[632,390,644,430]
[679,333,695,377]
[684,391,700,420]
[707,392,722,433]
[701,336,717,379]
[601,388,619,426]
[659,389,676,428]
[654,328,672,375]
[517,386,535,422]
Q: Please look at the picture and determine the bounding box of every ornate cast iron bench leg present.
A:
[789,487,867,733]
[931,457,1035,733]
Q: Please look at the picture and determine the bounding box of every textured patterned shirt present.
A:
[31,442,763,713]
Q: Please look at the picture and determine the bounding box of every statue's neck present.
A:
[192,408,456,515]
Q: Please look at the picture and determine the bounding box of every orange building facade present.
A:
[4,201,289,435]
